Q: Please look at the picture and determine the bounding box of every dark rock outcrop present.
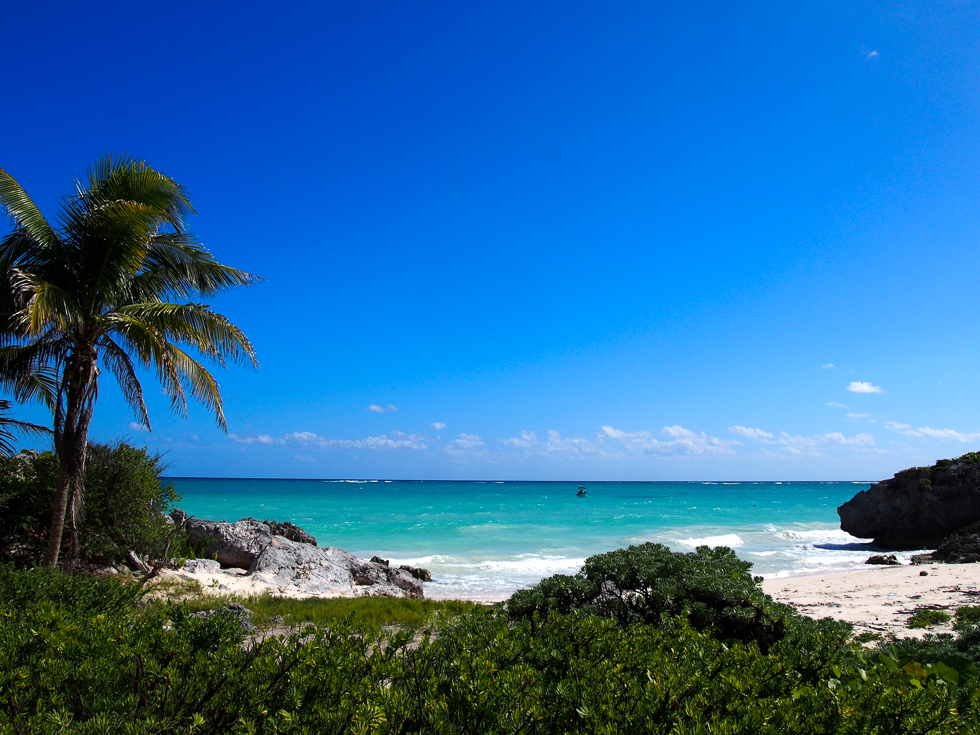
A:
[865,554,900,565]
[838,453,980,548]
[911,521,980,565]
[370,556,390,566]
[190,603,256,632]
[399,564,433,582]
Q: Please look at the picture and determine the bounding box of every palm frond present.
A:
[99,335,149,428]
[110,302,258,368]
[0,167,58,248]
[131,233,262,300]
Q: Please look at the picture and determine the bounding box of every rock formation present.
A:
[838,452,980,548]
[911,521,980,565]
[177,513,424,598]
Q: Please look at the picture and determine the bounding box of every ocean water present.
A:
[169,479,920,600]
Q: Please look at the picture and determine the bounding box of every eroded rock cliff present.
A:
[838,452,980,548]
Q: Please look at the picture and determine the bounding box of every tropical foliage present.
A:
[0,442,181,566]
[2,559,980,734]
[0,156,258,566]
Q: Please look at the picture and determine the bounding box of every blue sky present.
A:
[4,1,980,480]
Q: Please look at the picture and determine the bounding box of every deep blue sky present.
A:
[4,1,980,479]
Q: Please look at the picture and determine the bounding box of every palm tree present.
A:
[0,155,259,566]
[0,398,50,456]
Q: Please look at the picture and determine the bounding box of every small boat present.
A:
[576,488,587,497]
[578,485,586,489]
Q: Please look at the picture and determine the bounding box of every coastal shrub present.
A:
[149,591,482,632]
[0,563,144,617]
[79,441,183,563]
[0,441,183,565]
[909,608,953,629]
[956,605,980,631]
[3,566,980,733]
[506,542,801,650]
[0,450,59,556]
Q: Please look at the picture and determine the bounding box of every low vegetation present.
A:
[908,608,953,629]
[5,548,980,733]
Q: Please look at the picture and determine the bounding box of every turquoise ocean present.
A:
[170,479,918,600]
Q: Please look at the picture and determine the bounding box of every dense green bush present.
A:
[2,566,979,734]
[79,441,182,563]
[506,542,805,651]
[0,442,182,565]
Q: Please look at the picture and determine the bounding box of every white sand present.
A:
[762,564,980,638]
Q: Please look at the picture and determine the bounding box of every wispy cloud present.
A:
[846,413,869,421]
[500,430,537,448]
[230,430,426,450]
[728,426,774,440]
[821,363,836,370]
[776,431,875,456]
[601,425,737,456]
[826,402,850,409]
[863,48,880,60]
[847,381,883,394]
[886,422,980,442]
[430,422,446,430]
[127,421,149,433]
[447,433,485,451]
[368,404,398,413]
[229,433,284,445]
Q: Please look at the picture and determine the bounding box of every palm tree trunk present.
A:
[43,465,71,567]
[43,350,97,568]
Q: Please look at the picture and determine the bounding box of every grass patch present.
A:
[853,631,883,644]
[955,604,980,631]
[147,591,482,632]
[907,608,952,629]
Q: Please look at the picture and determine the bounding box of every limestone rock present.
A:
[838,453,980,548]
[180,514,424,598]
[185,517,273,570]
[184,558,221,574]
[250,536,423,598]
[264,519,317,546]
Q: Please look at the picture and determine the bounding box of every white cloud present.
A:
[728,426,774,440]
[847,381,883,394]
[500,430,537,448]
[229,433,283,445]
[601,425,737,456]
[826,402,850,409]
[776,431,875,456]
[846,413,869,421]
[864,49,880,59]
[449,433,485,450]
[885,422,980,442]
[430,422,446,430]
[821,363,836,370]
[128,421,149,432]
[368,404,398,413]
[231,430,426,450]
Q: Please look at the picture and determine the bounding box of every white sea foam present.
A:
[679,533,744,548]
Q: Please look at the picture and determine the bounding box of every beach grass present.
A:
[147,591,483,632]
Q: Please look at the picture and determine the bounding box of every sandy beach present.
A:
[763,564,980,639]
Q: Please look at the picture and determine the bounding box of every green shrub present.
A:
[2,566,979,733]
[506,542,802,651]
[0,563,144,617]
[0,441,184,565]
[956,605,980,631]
[909,608,953,629]
[80,441,183,563]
